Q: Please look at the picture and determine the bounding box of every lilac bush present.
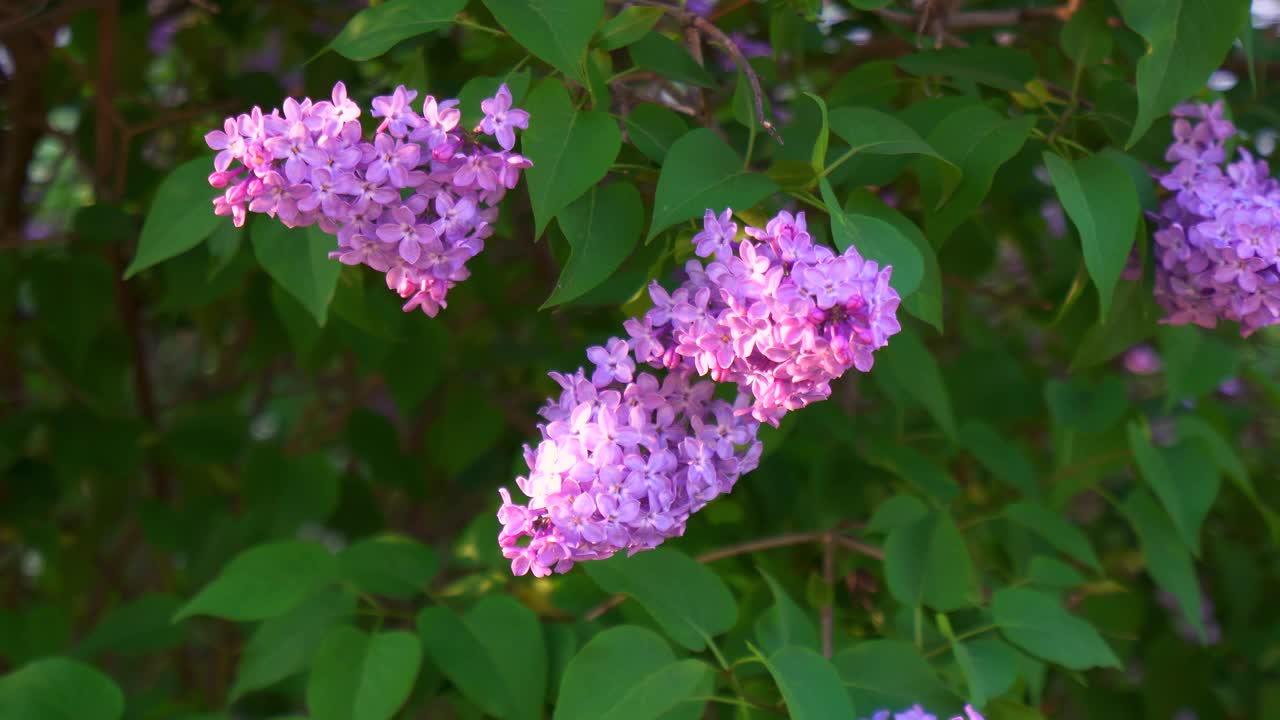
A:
[862,705,986,720]
[205,82,530,316]
[1153,101,1280,336]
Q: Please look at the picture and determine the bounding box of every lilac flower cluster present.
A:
[1153,101,1280,336]
[205,82,530,316]
[862,705,985,720]
[497,209,900,576]
[624,209,901,425]
[496,356,764,577]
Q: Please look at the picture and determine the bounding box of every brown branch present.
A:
[820,532,835,658]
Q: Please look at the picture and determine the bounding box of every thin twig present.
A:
[875,2,1078,32]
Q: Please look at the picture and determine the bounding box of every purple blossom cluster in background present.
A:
[862,704,986,720]
[627,209,901,425]
[497,209,900,576]
[1153,101,1280,336]
[1157,588,1223,646]
[205,82,530,316]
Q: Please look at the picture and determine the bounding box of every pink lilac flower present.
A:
[628,208,901,425]
[1123,345,1163,375]
[203,81,532,317]
[1152,101,1280,336]
[496,341,764,577]
[498,208,901,575]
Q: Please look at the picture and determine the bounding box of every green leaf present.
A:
[75,594,186,658]
[755,570,819,656]
[807,93,830,175]
[231,591,356,700]
[844,189,942,329]
[1027,555,1087,589]
[884,510,979,612]
[1044,376,1128,433]
[544,182,643,307]
[834,640,957,714]
[1122,489,1207,641]
[921,107,1035,245]
[828,107,957,183]
[306,627,422,720]
[875,324,956,440]
[1173,416,1277,534]
[339,535,439,599]
[1158,325,1241,407]
[821,178,923,298]
[251,220,341,326]
[174,540,338,622]
[1126,423,1221,556]
[952,637,1017,709]
[583,548,737,651]
[1060,0,1113,67]
[629,32,714,87]
[992,588,1120,670]
[959,420,1039,499]
[522,79,622,237]
[554,626,711,720]
[867,446,960,502]
[0,657,124,720]
[1004,501,1102,572]
[418,596,545,720]
[1042,151,1140,317]
[648,129,777,240]
[482,0,603,81]
[125,158,223,278]
[867,494,929,534]
[328,0,467,60]
[1069,278,1162,370]
[597,6,665,50]
[763,646,856,720]
[1117,0,1251,146]
[897,47,1037,92]
[624,104,688,164]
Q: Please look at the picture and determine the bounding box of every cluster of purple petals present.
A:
[205,82,530,316]
[624,209,901,425]
[1157,588,1223,646]
[1153,101,1280,336]
[862,704,985,720]
[497,209,900,576]
[496,354,764,577]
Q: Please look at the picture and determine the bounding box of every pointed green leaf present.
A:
[897,47,1037,92]
[597,6,665,50]
[1126,423,1221,556]
[834,640,958,714]
[821,178,923,297]
[523,79,622,237]
[960,420,1040,499]
[339,535,439,599]
[482,0,603,81]
[328,0,468,60]
[629,32,714,87]
[648,129,777,240]
[755,570,819,656]
[175,541,338,622]
[1122,489,1207,641]
[1004,501,1101,572]
[583,548,737,651]
[992,588,1120,670]
[554,626,711,720]
[885,510,979,612]
[875,324,956,440]
[307,627,422,720]
[125,158,224,278]
[623,104,688,165]
[0,657,124,720]
[1117,0,1251,146]
[544,182,644,307]
[1042,151,1140,317]
[231,591,356,700]
[251,220,341,326]
[764,646,856,720]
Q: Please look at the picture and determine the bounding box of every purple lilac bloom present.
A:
[498,208,901,575]
[859,705,986,720]
[204,81,532,317]
[628,208,901,425]
[1152,101,1280,336]
[496,343,764,577]
[1123,344,1163,375]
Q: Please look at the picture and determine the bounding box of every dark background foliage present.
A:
[2,0,1280,719]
